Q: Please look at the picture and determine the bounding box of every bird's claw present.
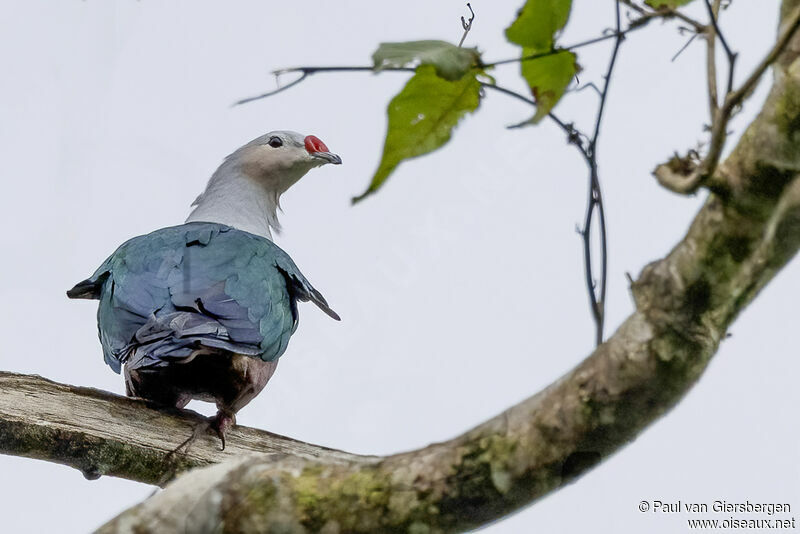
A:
[210,411,235,451]
[213,425,227,451]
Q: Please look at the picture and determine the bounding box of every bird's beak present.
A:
[312,151,342,165]
[304,135,342,165]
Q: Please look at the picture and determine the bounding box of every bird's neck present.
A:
[186,160,282,240]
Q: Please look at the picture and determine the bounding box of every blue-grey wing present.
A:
[67,223,338,373]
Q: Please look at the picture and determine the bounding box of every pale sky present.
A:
[1,1,797,532]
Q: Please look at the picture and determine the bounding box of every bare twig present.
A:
[570,81,603,97]
[485,33,626,68]
[458,3,475,47]
[591,5,624,147]
[671,32,699,62]
[550,117,593,161]
[484,9,671,69]
[704,0,737,96]
[234,66,421,107]
[576,0,626,347]
[619,0,706,32]
[706,0,720,115]
[234,72,310,106]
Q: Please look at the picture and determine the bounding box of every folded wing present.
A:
[67,223,338,373]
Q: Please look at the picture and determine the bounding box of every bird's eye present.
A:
[268,137,283,148]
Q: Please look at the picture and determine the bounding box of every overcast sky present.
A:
[1,1,798,532]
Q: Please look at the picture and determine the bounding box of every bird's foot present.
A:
[166,411,234,456]
[210,411,236,451]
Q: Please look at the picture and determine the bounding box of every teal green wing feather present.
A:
[67,222,338,372]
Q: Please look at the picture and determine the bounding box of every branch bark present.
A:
[0,373,372,486]
[3,2,800,533]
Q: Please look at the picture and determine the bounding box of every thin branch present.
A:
[546,112,593,162]
[706,0,720,115]
[671,32,699,62]
[704,0,737,95]
[234,72,310,106]
[235,66,413,107]
[458,3,475,48]
[578,0,625,347]
[484,33,627,68]
[483,9,670,69]
[237,36,622,100]
[590,2,624,147]
[569,81,603,97]
[480,81,592,160]
[619,0,706,32]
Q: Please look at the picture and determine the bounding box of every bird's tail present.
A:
[66,275,107,300]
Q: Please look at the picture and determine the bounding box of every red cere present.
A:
[304,135,330,153]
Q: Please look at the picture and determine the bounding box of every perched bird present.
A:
[68,131,341,447]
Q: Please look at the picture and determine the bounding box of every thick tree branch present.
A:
[0,372,372,486]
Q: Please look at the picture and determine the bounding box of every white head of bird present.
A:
[186,130,341,240]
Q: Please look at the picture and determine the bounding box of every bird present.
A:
[67,130,342,448]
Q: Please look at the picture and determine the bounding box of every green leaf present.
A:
[505,0,572,50]
[353,65,481,203]
[644,0,695,8]
[372,40,480,81]
[520,50,578,124]
[505,0,575,124]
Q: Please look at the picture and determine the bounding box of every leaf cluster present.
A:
[356,0,579,201]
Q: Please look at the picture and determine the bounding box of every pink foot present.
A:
[210,411,236,450]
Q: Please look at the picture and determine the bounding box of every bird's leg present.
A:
[210,410,236,450]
